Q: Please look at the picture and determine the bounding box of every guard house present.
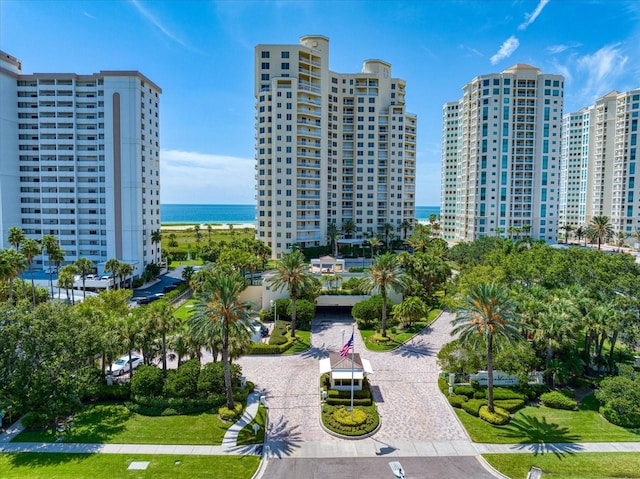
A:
[310,256,345,274]
[319,352,373,391]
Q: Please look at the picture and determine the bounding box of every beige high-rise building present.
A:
[254,36,416,258]
[441,64,564,243]
[559,89,640,237]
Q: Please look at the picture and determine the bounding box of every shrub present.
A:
[371,333,391,343]
[127,396,218,416]
[448,394,468,408]
[453,385,475,398]
[321,405,379,436]
[22,412,50,429]
[197,362,241,396]
[161,408,178,416]
[130,365,163,398]
[269,320,290,346]
[249,341,293,354]
[540,391,577,410]
[163,359,201,398]
[479,405,510,425]
[492,387,526,401]
[333,406,367,426]
[219,403,243,422]
[438,376,449,394]
[286,299,315,331]
[473,390,486,399]
[494,399,525,413]
[516,383,548,400]
[601,399,640,428]
[461,399,486,417]
[596,376,640,428]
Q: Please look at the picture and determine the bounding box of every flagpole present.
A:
[350,324,355,421]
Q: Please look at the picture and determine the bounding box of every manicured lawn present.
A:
[162,227,253,253]
[0,453,259,479]
[173,298,197,320]
[13,404,231,445]
[360,309,441,351]
[284,330,311,354]
[484,452,640,479]
[455,394,640,444]
[236,404,267,446]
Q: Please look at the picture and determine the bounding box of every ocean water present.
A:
[161,204,440,225]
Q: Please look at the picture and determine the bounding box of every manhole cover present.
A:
[128,461,150,470]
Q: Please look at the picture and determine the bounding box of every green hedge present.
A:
[327,389,371,399]
[326,397,372,406]
[479,405,510,425]
[492,387,526,401]
[448,394,468,408]
[494,398,525,413]
[126,395,223,416]
[540,391,577,410]
[461,399,487,417]
[438,376,449,394]
[453,385,475,398]
[249,340,294,355]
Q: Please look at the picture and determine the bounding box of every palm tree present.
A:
[559,224,575,244]
[575,226,586,246]
[382,222,394,250]
[193,224,202,243]
[398,219,412,241]
[20,238,41,306]
[341,219,356,239]
[368,236,382,258]
[266,250,314,338]
[188,270,253,409]
[586,216,613,249]
[151,230,162,263]
[206,224,213,242]
[104,258,121,288]
[117,262,134,290]
[58,264,79,305]
[117,310,142,377]
[0,248,26,302]
[8,226,26,251]
[494,227,504,237]
[327,222,340,257]
[48,246,65,298]
[361,253,409,337]
[74,257,95,298]
[145,300,178,375]
[168,233,179,249]
[41,234,59,296]
[451,282,523,412]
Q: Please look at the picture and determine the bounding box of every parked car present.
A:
[110,355,143,376]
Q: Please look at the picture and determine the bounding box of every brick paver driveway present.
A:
[237,309,466,447]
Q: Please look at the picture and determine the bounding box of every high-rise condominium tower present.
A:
[441,64,564,242]
[559,89,640,236]
[254,36,416,259]
[0,51,161,277]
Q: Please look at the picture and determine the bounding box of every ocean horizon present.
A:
[161,204,440,225]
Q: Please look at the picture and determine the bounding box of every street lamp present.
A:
[270,299,277,322]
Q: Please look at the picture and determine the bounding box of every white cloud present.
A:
[518,0,551,30]
[490,36,520,65]
[160,150,255,204]
[576,43,628,103]
[547,41,582,55]
[82,10,96,20]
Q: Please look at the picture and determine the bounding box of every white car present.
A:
[110,355,143,376]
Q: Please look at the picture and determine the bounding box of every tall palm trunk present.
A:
[222,330,234,409]
[290,294,298,338]
[29,264,36,306]
[381,289,388,337]
[487,334,495,412]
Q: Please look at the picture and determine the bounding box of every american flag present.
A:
[340,332,354,357]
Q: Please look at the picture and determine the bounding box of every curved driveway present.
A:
[237,310,470,456]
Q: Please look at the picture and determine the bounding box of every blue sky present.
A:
[2,0,639,206]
